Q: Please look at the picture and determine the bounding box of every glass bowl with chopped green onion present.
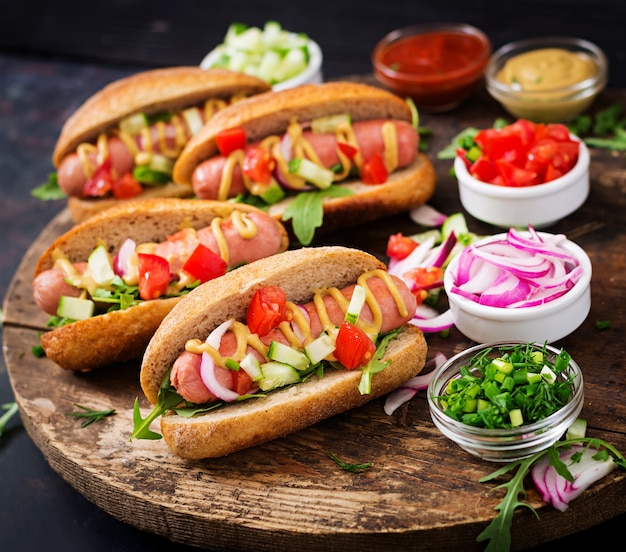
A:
[427,341,584,462]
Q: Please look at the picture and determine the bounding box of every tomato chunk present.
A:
[112,172,143,199]
[246,286,288,336]
[360,152,388,184]
[137,253,171,300]
[182,244,227,283]
[334,321,376,370]
[216,127,247,156]
[83,157,114,197]
[243,147,275,184]
[386,233,418,260]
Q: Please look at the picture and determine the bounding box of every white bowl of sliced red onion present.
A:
[443,226,592,344]
[455,139,590,229]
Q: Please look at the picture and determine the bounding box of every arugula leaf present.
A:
[282,186,352,245]
[437,127,480,159]
[0,402,19,438]
[31,173,67,201]
[130,372,184,440]
[357,329,399,395]
[66,404,115,428]
[477,437,626,551]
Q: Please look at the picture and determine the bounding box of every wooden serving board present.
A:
[5,84,626,550]
[4,207,626,552]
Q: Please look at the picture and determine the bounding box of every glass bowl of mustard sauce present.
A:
[485,36,608,123]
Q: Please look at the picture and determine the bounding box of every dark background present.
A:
[2,2,626,551]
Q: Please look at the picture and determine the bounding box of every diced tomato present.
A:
[337,142,358,160]
[137,253,171,300]
[470,156,499,183]
[404,266,444,289]
[496,160,538,187]
[360,152,388,184]
[386,233,418,260]
[334,321,376,370]
[83,157,114,197]
[112,172,143,199]
[461,119,580,187]
[216,127,247,156]
[243,147,275,184]
[232,367,253,395]
[181,244,227,283]
[246,285,288,336]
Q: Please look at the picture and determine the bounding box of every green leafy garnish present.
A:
[326,449,373,472]
[477,437,626,552]
[282,186,353,245]
[358,329,399,395]
[66,404,115,428]
[0,402,19,438]
[596,320,611,330]
[568,103,626,150]
[31,173,67,201]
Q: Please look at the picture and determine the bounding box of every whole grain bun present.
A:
[139,246,427,459]
[36,198,289,371]
[171,81,437,237]
[52,67,271,167]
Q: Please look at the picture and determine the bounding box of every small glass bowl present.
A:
[443,231,592,344]
[485,36,608,123]
[427,341,584,462]
[455,138,590,229]
[372,22,492,112]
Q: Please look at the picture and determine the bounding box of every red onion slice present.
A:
[200,319,240,402]
[113,238,136,278]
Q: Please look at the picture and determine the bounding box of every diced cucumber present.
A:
[133,166,171,185]
[304,333,336,365]
[258,361,301,391]
[57,296,94,320]
[146,154,174,174]
[88,245,115,285]
[311,113,352,134]
[267,341,310,371]
[288,158,333,189]
[240,353,264,382]
[274,47,307,82]
[257,179,286,204]
[566,417,587,440]
[345,285,367,324]
[257,50,281,82]
[119,112,148,135]
[182,107,204,135]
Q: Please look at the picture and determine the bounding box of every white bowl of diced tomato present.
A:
[454,118,589,228]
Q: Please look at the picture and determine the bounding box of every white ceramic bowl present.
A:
[443,232,592,344]
[428,341,584,462]
[455,139,590,229]
[200,38,323,91]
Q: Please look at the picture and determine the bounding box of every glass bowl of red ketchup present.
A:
[372,22,492,112]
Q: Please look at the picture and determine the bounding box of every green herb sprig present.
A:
[326,450,373,472]
[67,404,116,428]
[0,402,19,438]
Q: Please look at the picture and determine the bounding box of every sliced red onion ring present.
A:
[113,237,136,278]
[409,308,455,332]
[409,204,448,227]
[200,319,240,402]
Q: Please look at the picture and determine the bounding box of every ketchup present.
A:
[373,26,491,112]
[379,31,487,79]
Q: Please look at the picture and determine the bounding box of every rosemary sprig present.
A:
[67,404,115,428]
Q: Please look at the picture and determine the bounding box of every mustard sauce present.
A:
[182,268,407,369]
[496,48,596,92]
[218,115,400,199]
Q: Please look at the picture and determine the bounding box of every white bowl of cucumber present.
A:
[200,21,323,91]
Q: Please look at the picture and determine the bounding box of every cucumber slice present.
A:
[88,245,115,285]
[304,333,335,365]
[240,353,264,382]
[441,212,469,240]
[132,166,171,185]
[57,296,94,320]
[566,417,588,440]
[182,107,204,135]
[267,341,310,371]
[288,158,333,189]
[146,154,174,174]
[259,361,301,391]
[119,112,148,135]
[311,113,352,134]
[257,179,286,204]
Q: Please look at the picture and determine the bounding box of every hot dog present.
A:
[137,246,427,459]
[172,81,437,245]
[33,198,289,372]
[51,67,270,223]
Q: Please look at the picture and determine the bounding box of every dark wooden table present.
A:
[1,9,626,548]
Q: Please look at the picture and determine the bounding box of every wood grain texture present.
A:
[4,83,626,551]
